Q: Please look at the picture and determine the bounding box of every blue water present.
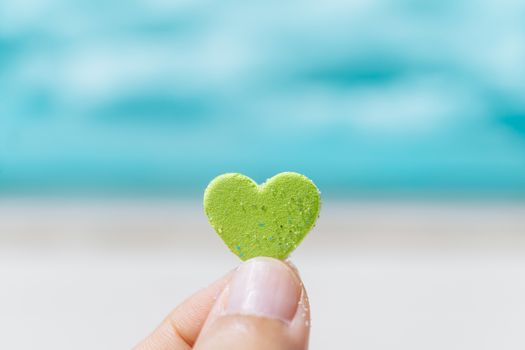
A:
[1,0,524,196]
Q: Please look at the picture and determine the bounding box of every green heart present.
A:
[204,172,321,260]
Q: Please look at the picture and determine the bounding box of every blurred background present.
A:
[1,0,525,349]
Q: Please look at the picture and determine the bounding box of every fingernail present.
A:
[225,257,301,322]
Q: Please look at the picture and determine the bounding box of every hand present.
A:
[134,257,310,350]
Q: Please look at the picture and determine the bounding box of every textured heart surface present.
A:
[204,172,321,260]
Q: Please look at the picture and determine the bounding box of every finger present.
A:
[193,257,310,350]
[134,270,233,350]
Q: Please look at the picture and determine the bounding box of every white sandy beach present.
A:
[1,199,525,349]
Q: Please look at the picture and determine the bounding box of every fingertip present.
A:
[194,257,310,350]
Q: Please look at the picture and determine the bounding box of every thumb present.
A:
[194,257,310,350]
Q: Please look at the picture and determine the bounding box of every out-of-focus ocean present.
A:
[1,0,525,195]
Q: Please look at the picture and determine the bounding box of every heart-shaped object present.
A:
[204,172,321,260]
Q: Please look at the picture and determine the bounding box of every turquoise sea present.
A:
[1,0,524,196]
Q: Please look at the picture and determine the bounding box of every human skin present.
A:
[134,257,311,350]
